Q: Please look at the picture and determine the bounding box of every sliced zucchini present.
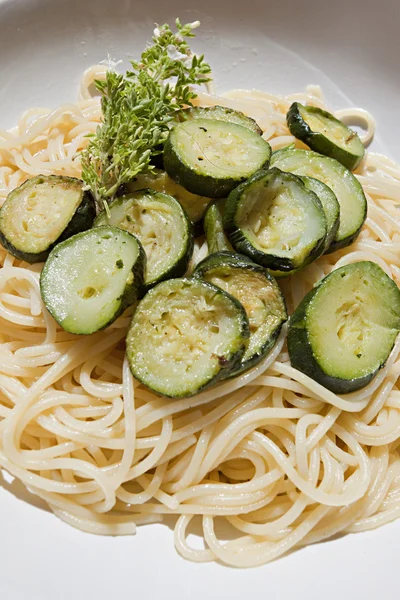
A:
[94,190,193,289]
[287,102,365,171]
[128,169,212,224]
[164,118,271,197]
[266,176,340,277]
[271,147,367,253]
[288,261,400,394]
[179,105,263,135]
[203,200,232,254]
[126,278,250,398]
[40,226,145,335]
[194,251,287,375]
[300,176,340,253]
[224,168,327,273]
[0,175,96,263]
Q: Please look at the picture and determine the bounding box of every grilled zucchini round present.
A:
[224,168,327,273]
[194,251,287,375]
[203,200,232,254]
[128,169,212,224]
[300,176,340,254]
[126,277,250,398]
[40,226,145,335]
[179,105,263,135]
[271,147,367,253]
[94,190,193,289]
[0,175,95,263]
[164,118,271,197]
[287,102,365,171]
[288,261,400,393]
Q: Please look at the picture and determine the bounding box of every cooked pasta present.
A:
[0,64,399,568]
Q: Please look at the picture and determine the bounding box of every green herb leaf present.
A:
[81,19,211,211]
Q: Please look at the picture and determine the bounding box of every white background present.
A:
[0,1,399,598]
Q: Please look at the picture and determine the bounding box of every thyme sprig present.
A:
[81,19,211,212]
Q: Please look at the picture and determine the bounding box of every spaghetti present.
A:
[0,65,399,568]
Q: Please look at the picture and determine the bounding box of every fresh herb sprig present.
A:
[81,19,211,212]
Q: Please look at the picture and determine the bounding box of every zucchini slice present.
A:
[271,147,367,253]
[179,105,263,136]
[126,278,250,398]
[164,118,271,198]
[40,226,145,335]
[194,251,287,375]
[94,190,193,289]
[300,176,340,253]
[128,169,212,224]
[287,102,365,171]
[203,200,233,254]
[0,175,96,263]
[263,176,340,272]
[288,261,400,394]
[224,168,327,273]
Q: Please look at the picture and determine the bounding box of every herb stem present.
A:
[81,19,211,212]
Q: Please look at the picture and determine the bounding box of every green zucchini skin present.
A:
[271,147,367,253]
[126,277,250,398]
[0,175,96,263]
[179,105,263,135]
[300,176,340,253]
[203,200,233,254]
[287,102,365,171]
[40,226,146,335]
[94,189,194,290]
[149,144,165,170]
[164,118,271,198]
[128,169,212,224]
[287,261,400,394]
[262,175,340,272]
[224,168,327,273]
[194,251,287,375]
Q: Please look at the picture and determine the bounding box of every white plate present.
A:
[0,1,399,598]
